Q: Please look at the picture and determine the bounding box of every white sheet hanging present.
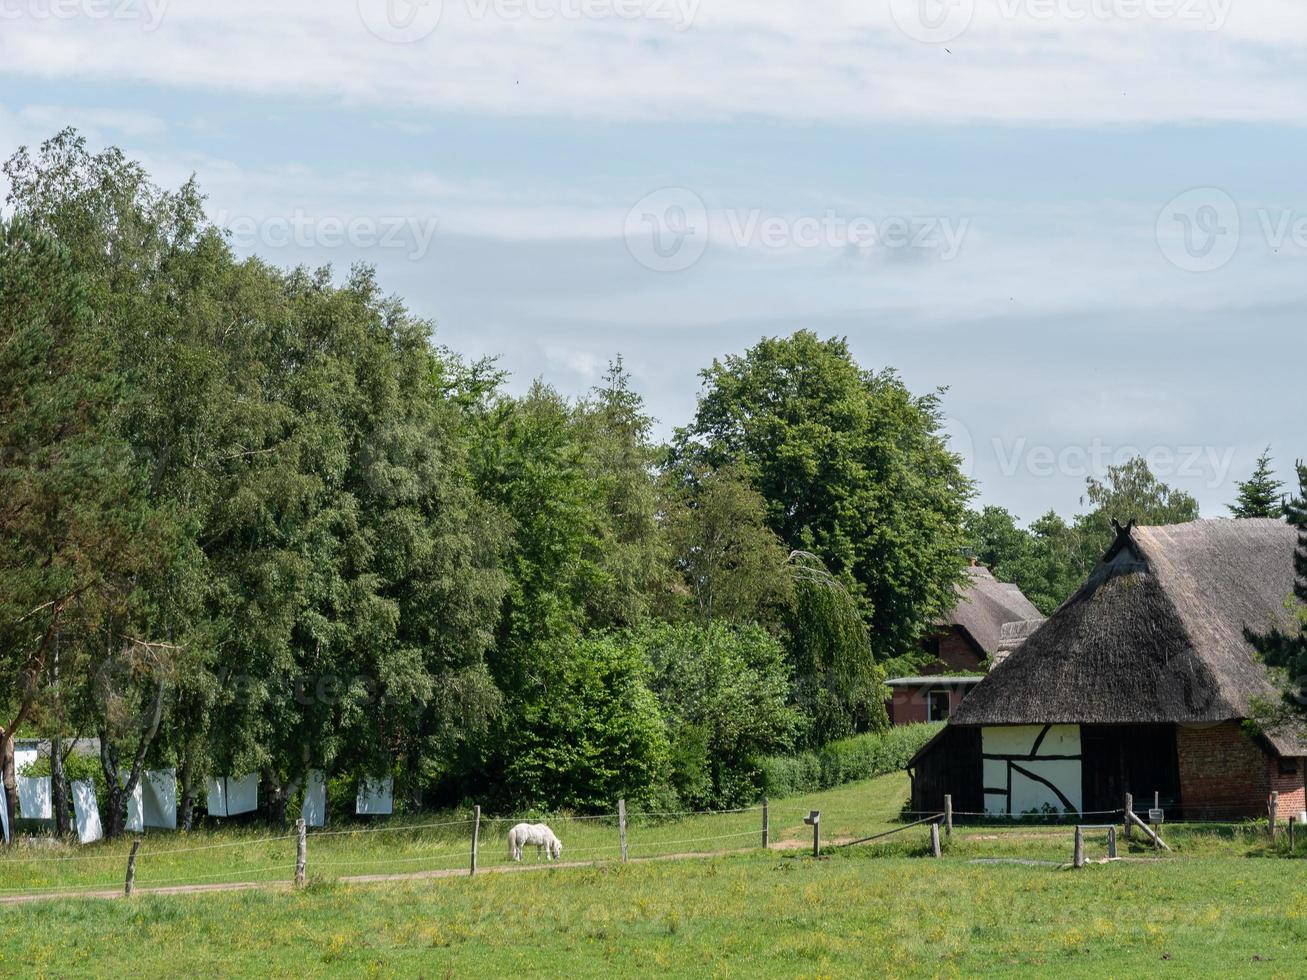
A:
[302,769,326,828]
[205,776,227,817]
[142,769,177,830]
[206,774,258,817]
[17,776,53,820]
[225,773,258,815]
[356,776,393,815]
[13,743,38,777]
[0,779,10,844]
[72,780,103,844]
[124,780,144,833]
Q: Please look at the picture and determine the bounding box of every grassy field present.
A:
[2,774,1305,977]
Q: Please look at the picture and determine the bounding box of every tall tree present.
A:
[1229,448,1285,519]
[962,506,1086,616]
[660,463,794,627]
[785,552,888,744]
[0,215,172,838]
[673,331,973,660]
[1073,457,1201,575]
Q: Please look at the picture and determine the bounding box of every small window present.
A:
[1278,757,1299,776]
[927,689,951,722]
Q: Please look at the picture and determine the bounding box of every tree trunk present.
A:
[98,678,167,840]
[178,756,196,832]
[265,770,288,827]
[1,729,16,844]
[51,736,71,837]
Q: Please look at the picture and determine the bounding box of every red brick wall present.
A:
[920,628,985,674]
[888,687,928,725]
[1176,722,1305,820]
[887,684,971,726]
[1270,762,1306,821]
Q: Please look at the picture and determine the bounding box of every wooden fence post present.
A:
[761,797,769,849]
[618,799,628,863]
[804,811,821,858]
[1289,816,1296,852]
[1073,826,1084,868]
[124,838,142,897]
[295,818,307,888]
[1124,793,1133,842]
[1107,825,1117,859]
[470,805,481,877]
[944,795,953,838]
[1269,792,1279,841]
[929,822,941,858]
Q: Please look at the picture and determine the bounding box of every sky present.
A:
[2,0,1305,522]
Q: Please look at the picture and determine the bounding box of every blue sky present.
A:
[2,0,1305,522]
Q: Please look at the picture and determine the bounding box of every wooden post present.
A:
[124,838,142,897]
[1107,825,1117,859]
[1289,816,1296,852]
[1126,809,1171,851]
[470,805,481,877]
[618,799,628,863]
[944,795,953,838]
[1124,793,1133,842]
[804,811,820,858]
[930,822,942,858]
[761,797,769,849]
[1269,792,1279,841]
[1073,826,1084,869]
[295,818,307,888]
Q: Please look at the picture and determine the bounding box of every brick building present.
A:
[909,518,1307,821]
[885,565,1044,725]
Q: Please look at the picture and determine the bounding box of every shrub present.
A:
[500,632,671,812]
[758,722,942,798]
[630,620,800,810]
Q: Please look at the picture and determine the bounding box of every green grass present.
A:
[2,774,1305,977]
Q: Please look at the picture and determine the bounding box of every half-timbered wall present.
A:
[982,724,1082,815]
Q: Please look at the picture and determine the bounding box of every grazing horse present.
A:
[508,822,563,862]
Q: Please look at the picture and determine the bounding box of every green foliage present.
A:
[673,331,974,660]
[963,506,1086,615]
[757,722,942,797]
[1077,457,1200,562]
[500,633,671,811]
[628,620,800,808]
[1229,448,1286,520]
[9,131,1148,827]
[786,553,888,744]
[659,463,793,626]
[963,458,1203,617]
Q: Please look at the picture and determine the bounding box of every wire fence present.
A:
[2,792,1303,903]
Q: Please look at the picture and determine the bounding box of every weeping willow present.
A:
[785,552,888,745]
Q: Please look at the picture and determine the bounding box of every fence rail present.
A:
[4,785,1303,904]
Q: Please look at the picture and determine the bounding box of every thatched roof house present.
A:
[934,565,1044,666]
[886,566,1044,725]
[910,518,1307,821]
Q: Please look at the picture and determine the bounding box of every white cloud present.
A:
[1,0,1306,125]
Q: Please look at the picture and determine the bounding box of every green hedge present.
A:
[758,723,943,798]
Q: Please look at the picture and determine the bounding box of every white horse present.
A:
[507,822,563,862]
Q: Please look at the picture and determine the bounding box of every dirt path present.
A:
[0,831,914,906]
[0,842,814,906]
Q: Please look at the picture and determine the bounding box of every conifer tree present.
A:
[1229,447,1286,519]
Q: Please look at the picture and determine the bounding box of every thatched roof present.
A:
[992,619,1046,667]
[950,518,1306,754]
[941,566,1045,656]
